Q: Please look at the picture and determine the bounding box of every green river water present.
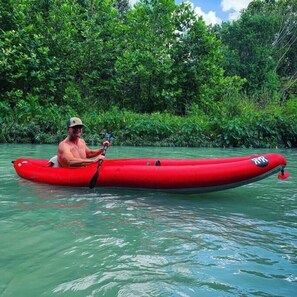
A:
[0,144,296,297]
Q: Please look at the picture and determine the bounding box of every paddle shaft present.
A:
[89,143,109,189]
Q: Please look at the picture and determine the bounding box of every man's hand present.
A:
[102,141,110,147]
[94,155,106,163]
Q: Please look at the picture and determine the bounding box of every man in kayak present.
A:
[53,117,110,168]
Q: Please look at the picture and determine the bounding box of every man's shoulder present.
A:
[58,138,68,147]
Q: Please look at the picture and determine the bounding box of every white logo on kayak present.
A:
[18,161,28,167]
[251,156,269,167]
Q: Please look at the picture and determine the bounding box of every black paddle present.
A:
[89,132,114,189]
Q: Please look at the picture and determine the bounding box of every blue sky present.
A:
[179,0,253,24]
[130,0,253,25]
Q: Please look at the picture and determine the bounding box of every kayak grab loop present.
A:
[277,167,290,180]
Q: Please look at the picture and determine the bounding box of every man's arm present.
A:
[85,141,110,158]
[85,147,105,158]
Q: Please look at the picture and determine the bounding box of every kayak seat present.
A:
[155,160,161,166]
[48,155,62,167]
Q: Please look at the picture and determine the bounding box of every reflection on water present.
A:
[0,144,296,296]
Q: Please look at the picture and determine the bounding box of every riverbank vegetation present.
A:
[1,0,296,148]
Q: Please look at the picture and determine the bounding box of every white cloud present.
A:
[228,11,241,21]
[184,1,222,25]
[194,6,222,25]
[221,0,252,12]
[221,0,253,21]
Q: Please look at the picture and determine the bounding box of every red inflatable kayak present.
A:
[13,153,288,193]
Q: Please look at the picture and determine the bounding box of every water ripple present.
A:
[1,145,297,297]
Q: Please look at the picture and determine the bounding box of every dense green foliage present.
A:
[217,0,297,97]
[0,0,296,148]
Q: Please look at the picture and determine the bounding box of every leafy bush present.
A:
[1,97,296,148]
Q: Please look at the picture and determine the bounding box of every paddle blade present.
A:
[277,171,290,180]
[89,159,104,189]
[89,171,98,189]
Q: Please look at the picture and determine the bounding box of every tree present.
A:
[114,0,178,113]
[0,0,61,117]
[220,1,280,95]
[114,0,241,115]
[113,0,130,16]
[272,0,297,96]
[219,0,297,99]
